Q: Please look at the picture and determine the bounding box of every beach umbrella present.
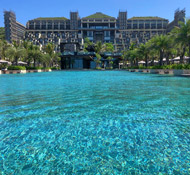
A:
[138,61,145,64]
[18,61,27,65]
[0,60,12,65]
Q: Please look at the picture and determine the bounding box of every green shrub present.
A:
[138,65,146,69]
[147,65,162,69]
[105,67,113,70]
[42,67,51,70]
[8,66,26,70]
[51,67,60,70]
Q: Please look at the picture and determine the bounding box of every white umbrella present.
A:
[148,60,159,63]
[0,60,9,63]
[18,61,27,65]
[173,57,180,61]
[138,61,145,64]
[0,60,12,65]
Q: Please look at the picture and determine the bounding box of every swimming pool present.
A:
[0,71,190,174]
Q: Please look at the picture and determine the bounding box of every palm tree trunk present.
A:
[180,47,186,64]
[145,55,148,67]
[159,50,163,66]
[166,53,170,65]
[152,57,155,66]
[34,59,36,67]
[15,57,18,65]
[136,58,139,67]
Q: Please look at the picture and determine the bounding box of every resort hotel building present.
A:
[4,11,26,43]
[3,9,186,68]
[4,9,185,50]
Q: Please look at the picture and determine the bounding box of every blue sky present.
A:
[0,0,190,27]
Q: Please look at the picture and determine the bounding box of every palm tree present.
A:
[95,53,101,69]
[95,41,103,54]
[150,35,170,66]
[41,53,51,68]
[171,19,190,63]
[5,44,26,65]
[121,50,128,67]
[126,42,137,66]
[0,40,10,60]
[44,43,54,57]
[136,43,150,67]
[104,43,114,52]
[28,45,42,67]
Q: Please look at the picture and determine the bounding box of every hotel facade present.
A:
[24,9,185,52]
[4,11,26,43]
[4,9,185,53]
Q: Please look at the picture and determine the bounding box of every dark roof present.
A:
[83,12,115,19]
[128,17,168,20]
[33,17,68,21]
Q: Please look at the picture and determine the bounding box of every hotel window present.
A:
[127,24,131,29]
[54,23,58,30]
[110,23,115,28]
[139,24,144,29]
[133,24,137,29]
[35,23,40,29]
[60,23,65,30]
[29,25,34,29]
[104,31,110,37]
[145,24,150,29]
[48,22,52,30]
[151,24,156,29]
[83,23,87,28]
[41,22,46,30]
[163,23,167,29]
[157,24,162,29]
[87,31,93,37]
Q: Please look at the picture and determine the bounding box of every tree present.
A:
[5,44,26,65]
[84,38,95,52]
[0,27,5,40]
[28,45,42,67]
[95,41,103,54]
[104,43,114,52]
[171,19,190,63]
[121,50,128,67]
[125,42,137,66]
[136,43,150,67]
[44,43,54,57]
[0,40,10,60]
[150,35,170,66]
[107,56,113,69]
[51,52,61,67]
[95,53,101,69]
[41,54,51,68]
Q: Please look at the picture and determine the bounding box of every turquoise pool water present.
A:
[0,71,190,174]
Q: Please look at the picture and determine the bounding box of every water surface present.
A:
[0,71,190,174]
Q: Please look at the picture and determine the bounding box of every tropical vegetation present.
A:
[121,19,190,68]
[0,39,61,70]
